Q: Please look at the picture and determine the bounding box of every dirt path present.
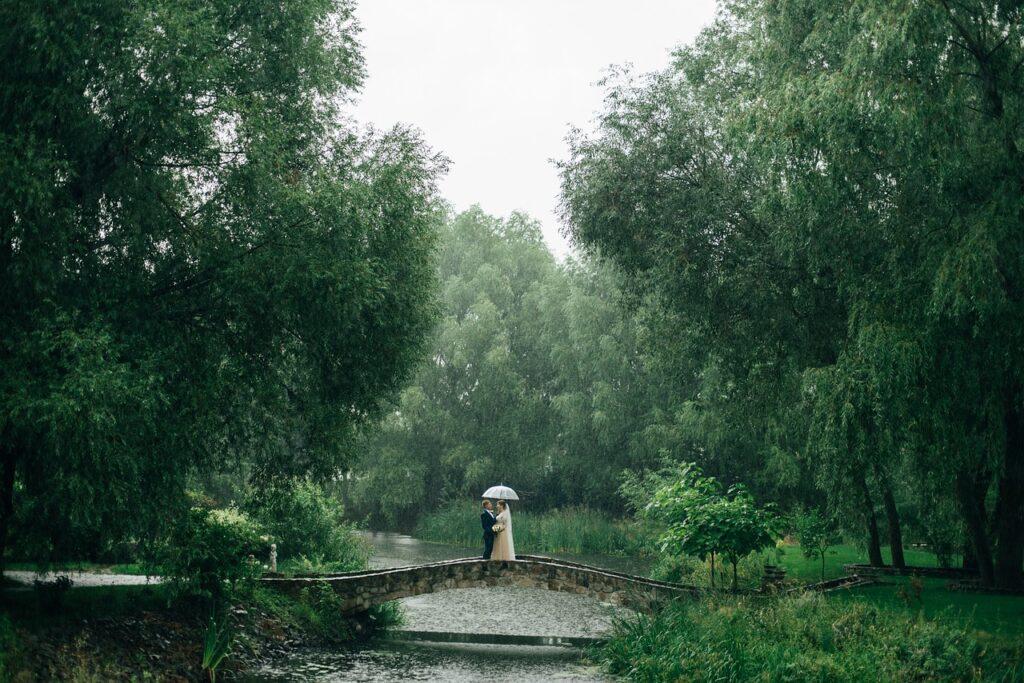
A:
[5,570,162,587]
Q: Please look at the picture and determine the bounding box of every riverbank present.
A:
[0,581,400,681]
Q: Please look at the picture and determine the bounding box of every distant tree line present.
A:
[345,207,692,526]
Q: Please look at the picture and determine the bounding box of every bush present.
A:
[246,478,368,570]
[159,506,268,601]
[299,581,353,642]
[596,593,1024,682]
[649,553,765,589]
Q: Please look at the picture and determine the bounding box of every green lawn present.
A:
[834,577,1024,637]
[770,542,951,583]
[764,542,1024,637]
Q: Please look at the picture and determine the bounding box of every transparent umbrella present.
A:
[481,484,519,500]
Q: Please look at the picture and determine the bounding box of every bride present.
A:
[490,499,516,561]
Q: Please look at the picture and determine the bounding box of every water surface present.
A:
[246,532,640,681]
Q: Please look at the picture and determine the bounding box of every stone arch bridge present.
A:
[261,555,699,616]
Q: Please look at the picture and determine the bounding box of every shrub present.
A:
[649,552,765,589]
[246,478,368,570]
[159,506,268,601]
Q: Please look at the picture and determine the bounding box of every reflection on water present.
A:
[247,641,607,682]
[246,532,638,682]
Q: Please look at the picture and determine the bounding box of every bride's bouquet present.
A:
[492,523,505,533]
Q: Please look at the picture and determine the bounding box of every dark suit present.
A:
[481,509,496,559]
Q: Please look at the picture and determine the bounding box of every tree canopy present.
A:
[345,207,691,526]
[0,0,445,568]
[560,0,1024,588]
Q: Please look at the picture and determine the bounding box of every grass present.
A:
[769,541,952,584]
[596,593,1024,682]
[236,582,404,643]
[416,501,649,556]
[649,541,1024,638]
[835,577,1024,637]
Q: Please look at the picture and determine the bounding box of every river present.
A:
[244,532,650,682]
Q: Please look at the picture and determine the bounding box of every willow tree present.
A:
[561,0,1023,587]
[743,0,1024,589]
[0,0,444,571]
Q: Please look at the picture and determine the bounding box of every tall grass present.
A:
[596,593,1024,682]
[415,501,649,556]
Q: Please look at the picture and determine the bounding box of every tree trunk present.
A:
[955,468,995,587]
[709,552,715,589]
[732,560,738,592]
[821,552,826,582]
[962,541,978,571]
[878,474,906,569]
[994,394,1024,590]
[858,475,884,566]
[0,447,16,579]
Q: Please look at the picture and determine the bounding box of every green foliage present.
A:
[246,478,368,569]
[201,612,232,683]
[298,581,357,643]
[281,552,368,576]
[795,509,841,582]
[1,0,443,572]
[649,552,765,591]
[645,464,779,590]
[241,582,401,645]
[597,595,1024,682]
[158,506,267,601]
[347,206,685,524]
[415,500,648,556]
[559,0,1024,588]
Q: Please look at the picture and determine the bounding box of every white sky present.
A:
[350,1,719,259]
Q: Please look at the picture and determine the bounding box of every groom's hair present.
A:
[482,500,492,508]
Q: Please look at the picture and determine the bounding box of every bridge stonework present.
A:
[261,555,698,616]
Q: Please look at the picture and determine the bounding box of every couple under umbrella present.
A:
[481,485,516,560]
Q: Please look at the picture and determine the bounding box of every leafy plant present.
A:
[286,553,362,575]
[158,505,268,601]
[795,509,841,582]
[246,479,368,570]
[201,612,232,683]
[645,463,779,590]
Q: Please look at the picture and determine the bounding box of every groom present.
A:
[480,500,496,559]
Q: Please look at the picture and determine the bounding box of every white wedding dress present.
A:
[491,507,516,560]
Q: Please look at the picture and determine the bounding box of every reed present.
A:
[415,501,648,556]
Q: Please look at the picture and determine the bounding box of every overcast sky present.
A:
[350,1,718,259]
